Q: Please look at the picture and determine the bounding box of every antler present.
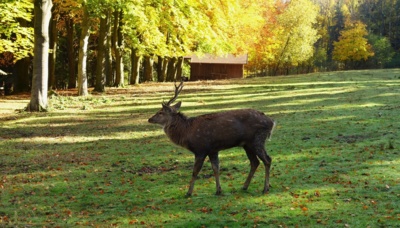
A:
[164,79,184,106]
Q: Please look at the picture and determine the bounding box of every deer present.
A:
[148,80,276,197]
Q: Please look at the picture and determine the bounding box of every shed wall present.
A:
[190,63,243,81]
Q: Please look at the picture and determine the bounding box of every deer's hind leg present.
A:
[254,131,272,194]
[209,153,222,195]
[242,145,260,191]
[256,147,272,194]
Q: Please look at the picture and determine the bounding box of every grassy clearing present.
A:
[0,69,399,227]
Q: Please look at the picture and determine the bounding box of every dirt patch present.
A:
[335,134,369,143]
[136,165,179,175]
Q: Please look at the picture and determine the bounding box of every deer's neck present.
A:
[164,113,192,148]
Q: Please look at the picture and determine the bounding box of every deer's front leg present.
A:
[186,156,206,197]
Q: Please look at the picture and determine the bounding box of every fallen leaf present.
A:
[129,219,138,225]
[198,207,213,213]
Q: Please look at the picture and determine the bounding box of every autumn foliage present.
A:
[2,0,397,89]
[333,21,374,64]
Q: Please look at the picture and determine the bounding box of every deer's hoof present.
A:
[185,192,192,198]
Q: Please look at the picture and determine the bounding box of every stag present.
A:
[148,80,275,196]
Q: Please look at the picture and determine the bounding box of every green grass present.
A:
[1,69,399,227]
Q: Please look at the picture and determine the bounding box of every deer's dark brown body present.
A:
[148,81,275,196]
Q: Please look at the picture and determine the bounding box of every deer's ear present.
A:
[172,101,181,111]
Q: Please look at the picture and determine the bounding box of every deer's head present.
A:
[148,80,183,126]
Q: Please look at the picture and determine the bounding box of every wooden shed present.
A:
[187,54,247,81]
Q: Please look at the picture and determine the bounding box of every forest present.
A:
[1,0,399,100]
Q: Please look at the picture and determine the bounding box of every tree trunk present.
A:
[166,57,177,82]
[14,57,31,93]
[29,0,52,111]
[105,9,113,86]
[48,9,58,90]
[66,18,76,88]
[94,14,107,92]
[156,56,162,82]
[113,10,124,87]
[175,56,184,81]
[156,56,168,82]
[77,5,90,96]
[143,55,153,82]
[130,48,141,85]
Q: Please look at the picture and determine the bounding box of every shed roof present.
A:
[187,54,247,64]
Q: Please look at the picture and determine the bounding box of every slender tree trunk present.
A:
[105,9,113,86]
[48,10,58,90]
[77,5,90,96]
[94,14,107,92]
[113,10,124,87]
[66,18,76,88]
[175,56,184,81]
[162,58,168,81]
[29,0,52,111]
[111,10,118,86]
[144,55,153,82]
[156,56,163,82]
[130,48,141,84]
[274,35,291,76]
